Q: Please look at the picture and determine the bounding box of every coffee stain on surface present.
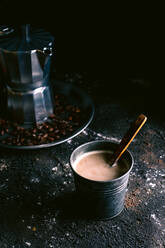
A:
[139,128,165,169]
[141,152,165,169]
[125,188,142,209]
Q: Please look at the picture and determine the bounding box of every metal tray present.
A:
[0,80,94,150]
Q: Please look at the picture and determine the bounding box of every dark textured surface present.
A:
[0,73,164,247]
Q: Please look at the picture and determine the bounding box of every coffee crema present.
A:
[73,150,129,181]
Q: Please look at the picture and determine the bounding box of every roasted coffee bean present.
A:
[0,130,5,136]
[75,107,80,113]
[48,137,54,142]
[21,138,25,143]
[66,105,72,111]
[36,125,43,130]
[27,142,33,146]
[0,93,84,146]
[60,130,66,135]
[49,114,56,120]
[55,100,60,106]
[43,133,48,138]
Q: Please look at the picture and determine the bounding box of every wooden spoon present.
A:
[110,114,147,166]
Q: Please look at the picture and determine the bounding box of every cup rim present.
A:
[70,139,134,183]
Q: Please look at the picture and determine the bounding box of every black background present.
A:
[1,4,165,118]
[40,5,164,84]
[3,3,164,83]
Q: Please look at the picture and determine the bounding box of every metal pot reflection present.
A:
[0,25,55,124]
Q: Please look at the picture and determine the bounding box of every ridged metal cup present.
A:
[70,140,134,220]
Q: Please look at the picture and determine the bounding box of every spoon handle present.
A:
[110,114,147,166]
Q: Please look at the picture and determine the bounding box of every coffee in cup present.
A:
[73,150,129,181]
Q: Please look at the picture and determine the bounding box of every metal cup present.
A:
[70,140,134,220]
